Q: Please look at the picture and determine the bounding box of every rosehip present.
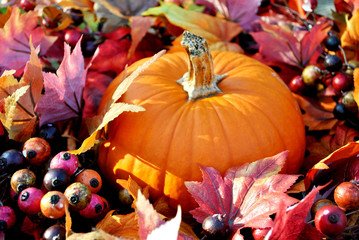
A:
[64,182,92,211]
[334,181,359,211]
[50,151,79,176]
[202,214,229,238]
[78,193,104,219]
[18,187,44,215]
[289,75,305,92]
[10,169,36,193]
[0,206,16,231]
[311,199,335,216]
[75,169,102,193]
[43,168,71,191]
[40,191,68,219]
[315,204,347,237]
[332,72,352,92]
[64,29,82,47]
[22,137,51,166]
[0,149,24,173]
[42,224,66,240]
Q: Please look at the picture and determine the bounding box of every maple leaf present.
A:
[293,93,338,131]
[251,18,332,68]
[92,0,159,33]
[0,6,57,75]
[185,151,300,238]
[35,37,88,126]
[68,50,166,155]
[0,40,43,142]
[142,2,243,52]
[268,184,328,240]
[195,0,261,30]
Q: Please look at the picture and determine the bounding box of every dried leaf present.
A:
[341,8,359,60]
[69,50,165,155]
[293,93,338,131]
[186,151,299,238]
[354,68,359,108]
[67,229,122,240]
[35,37,88,126]
[142,2,243,52]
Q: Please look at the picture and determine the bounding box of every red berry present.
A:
[75,169,102,193]
[10,169,36,193]
[332,72,352,92]
[334,181,359,211]
[252,227,270,240]
[78,193,104,219]
[64,29,82,47]
[289,75,305,92]
[20,0,36,11]
[40,191,68,219]
[64,182,92,211]
[0,206,16,231]
[22,137,51,166]
[315,204,347,237]
[18,187,44,215]
[50,151,79,176]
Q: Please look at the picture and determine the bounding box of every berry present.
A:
[81,37,97,58]
[333,102,349,120]
[324,54,343,72]
[78,193,104,219]
[0,206,16,231]
[43,168,71,191]
[252,228,270,240]
[334,181,359,211]
[49,151,79,176]
[39,123,60,142]
[341,90,357,113]
[302,65,321,86]
[202,214,229,239]
[18,187,44,215]
[64,182,92,211]
[42,224,66,240]
[323,36,341,51]
[22,137,51,166]
[10,169,36,193]
[118,188,133,207]
[0,149,24,173]
[40,191,68,219]
[311,199,335,216]
[20,0,36,11]
[314,204,347,237]
[64,29,82,47]
[332,72,352,92]
[65,8,84,26]
[75,169,102,193]
[289,75,306,92]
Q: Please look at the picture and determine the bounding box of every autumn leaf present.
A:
[305,141,359,189]
[0,40,43,142]
[304,124,359,170]
[268,184,328,240]
[92,0,159,33]
[251,18,332,68]
[142,2,243,52]
[354,68,359,109]
[35,37,89,126]
[185,151,300,238]
[293,93,338,131]
[0,6,57,75]
[195,0,261,30]
[68,50,165,155]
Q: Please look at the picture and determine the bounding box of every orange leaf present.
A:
[65,206,72,238]
[354,68,359,109]
[341,9,359,60]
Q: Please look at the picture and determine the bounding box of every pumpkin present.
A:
[97,31,306,211]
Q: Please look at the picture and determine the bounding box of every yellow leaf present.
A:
[69,50,166,155]
[341,9,359,60]
[142,3,243,52]
[354,68,359,110]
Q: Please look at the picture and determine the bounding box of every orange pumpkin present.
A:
[97,31,305,211]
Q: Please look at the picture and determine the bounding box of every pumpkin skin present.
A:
[98,35,305,212]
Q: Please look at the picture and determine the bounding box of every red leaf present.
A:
[35,37,89,126]
[0,7,56,76]
[268,184,328,240]
[185,151,299,237]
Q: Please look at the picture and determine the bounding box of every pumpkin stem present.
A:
[177,31,225,100]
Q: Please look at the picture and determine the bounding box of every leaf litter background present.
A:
[1,0,359,239]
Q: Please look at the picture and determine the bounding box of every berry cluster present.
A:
[0,124,111,239]
[288,34,359,126]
